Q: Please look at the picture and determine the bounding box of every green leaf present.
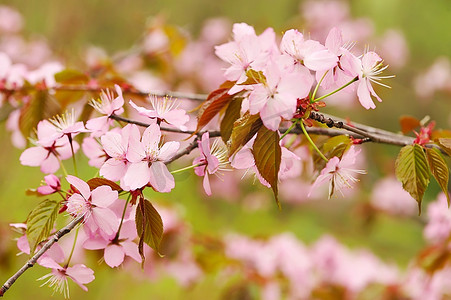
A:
[313,135,351,171]
[252,126,282,208]
[228,113,263,156]
[136,198,164,264]
[87,177,123,192]
[195,85,236,133]
[435,138,451,156]
[26,199,60,254]
[54,69,89,84]
[395,144,431,214]
[220,97,243,143]
[426,148,450,206]
[19,91,61,138]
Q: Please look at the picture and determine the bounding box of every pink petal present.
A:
[37,257,63,270]
[203,173,212,196]
[101,131,125,158]
[357,79,376,109]
[66,175,91,200]
[91,186,118,208]
[304,49,338,71]
[66,264,95,286]
[157,141,180,161]
[149,161,174,193]
[122,241,142,263]
[325,27,343,55]
[83,236,109,250]
[129,100,156,118]
[20,147,48,167]
[100,158,128,181]
[40,154,60,174]
[162,109,189,128]
[104,244,125,268]
[142,123,161,153]
[123,161,151,190]
[91,207,119,237]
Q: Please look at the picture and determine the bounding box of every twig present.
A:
[0,215,84,297]
[165,137,201,164]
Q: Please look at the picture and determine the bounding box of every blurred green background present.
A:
[0,0,450,299]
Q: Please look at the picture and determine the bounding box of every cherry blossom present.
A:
[309,146,366,198]
[123,123,179,192]
[66,175,119,238]
[37,174,61,195]
[129,96,189,129]
[19,120,79,174]
[193,132,228,195]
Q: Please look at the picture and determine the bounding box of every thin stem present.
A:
[0,215,84,297]
[113,194,131,242]
[311,70,329,102]
[68,135,78,177]
[300,121,329,162]
[56,155,68,177]
[171,163,203,174]
[280,119,299,140]
[312,76,358,103]
[65,225,80,267]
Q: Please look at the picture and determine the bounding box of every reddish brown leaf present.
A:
[435,138,451,156]
[220,98,243,143]
[195,85,236,133]
[228,113,263,156]
[252,126,282,208]
[399,115,420,134]
[87,178,123,192]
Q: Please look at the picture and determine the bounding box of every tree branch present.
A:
[0,215,84,297]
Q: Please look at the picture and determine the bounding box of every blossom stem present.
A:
[279,119,299,140]
[311,70,329,102]
[65,226,80,268]
[56,156,68,177]
[300,121,329,162]
[113,194,131,242]
[312,76,358,103]
[170,163,203,174]
[68,135,78,177]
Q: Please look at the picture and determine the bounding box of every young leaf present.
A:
[252,126,282,208]
[228,113,262,156]
[399,115,420,134]
[426,148,450,206]
[220,97,243,143]
[195,85,236,133]
[395,144,431,214]
[136,198,164,263]
[87,178,123,192]
[435,138,451,156]
[26,199,60,254]
[313,135,351,171]
[19,91,61,138]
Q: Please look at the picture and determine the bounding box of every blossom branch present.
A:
[0,215,84,297]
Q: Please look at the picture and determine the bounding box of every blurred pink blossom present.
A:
[424,193,451,244]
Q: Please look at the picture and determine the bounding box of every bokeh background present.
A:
[0,0,450,299]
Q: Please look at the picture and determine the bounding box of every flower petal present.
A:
[104,244,125,268]
[66,175,91,200]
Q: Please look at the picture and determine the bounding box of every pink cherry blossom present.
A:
[48,109,87,142]
[19,120,79,174]
[309,146,366,198]
[86,84,125,135]
[38,259,95,298]
[81,136,107,168]
[123,123,179,192]
[37,174,61,195]
[352,51,393,109]
[83,220,141,268]
[370,177,417,216]
[424,193,451,244]
[280,29,338,72]
[193,132,228,195]
[66,175,119,238]
[99,124,140,182]
[129,96,189,129]
[248,59,313,130]
[215,23,276,86]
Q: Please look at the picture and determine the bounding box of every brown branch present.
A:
[0,215,84,297]
[165,137,201,165]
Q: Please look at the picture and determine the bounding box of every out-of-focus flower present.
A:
[424,193,451,244]
[370,177,417,216]
[0,6,23,33]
